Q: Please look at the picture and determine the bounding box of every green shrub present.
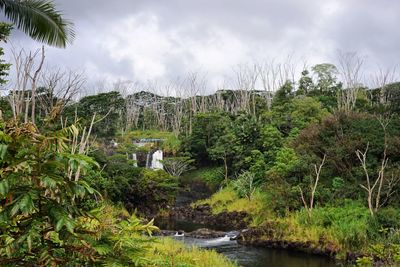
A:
[232,171,257,200]
[298,201,370,249]
[183,166,225,188]
[374,208,400,229]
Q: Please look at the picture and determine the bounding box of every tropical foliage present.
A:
[0,0,74,47]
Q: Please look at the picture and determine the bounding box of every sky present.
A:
[2,0,400,93]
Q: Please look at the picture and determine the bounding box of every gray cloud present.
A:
[2,0,400,91]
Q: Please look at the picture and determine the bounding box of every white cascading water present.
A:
[151,150,163,170]
[174,232,184,237]
[205,235,231,244]
[132,153,137,167]
[145,152,151,168]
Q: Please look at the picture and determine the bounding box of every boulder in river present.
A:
[185,228,227,239]
[154,227,230,239]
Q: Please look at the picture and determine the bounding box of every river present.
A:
[155,218,339,267]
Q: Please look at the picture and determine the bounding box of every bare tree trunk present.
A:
[8,46,46,123]
[299,154,327,217]
[356,115,390,216]
[337,51,364,113]
[223,154,228,185]
[374,116,390,212]
[232,64,258,115]
[370,67,397,105]
[29,46,45,125]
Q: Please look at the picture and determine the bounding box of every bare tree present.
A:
[67,114,96,181]
[39,68,86,118]
[185,72,207,134]
[299,154,327,217]
[170,78,186,135]
[8,46,45,122]
[231,63,258,116]
[124,81,145,131]
[162,157,194,177]
[355,116,391,215]
[337,51,364,113]
[369,66,397,105]
[29,46,45,124]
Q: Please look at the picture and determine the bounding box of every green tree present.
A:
[297,69,314,95]
[272,80,294,107]
[311,63,340,93]
[208,131,236,185]
[290,97,330,129]
[0,23,12,85]
[243,150,267,183]
[268,147,300,179]
[269,96,329,136]
[0,0,74,47]
[64,91,125,137]
[230,114,262,172]
[185,112,231,163]
[261,125,283,162]
[0,120,99,265]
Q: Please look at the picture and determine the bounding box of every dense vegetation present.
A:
[2,61,400,265]
[1,3,400,265]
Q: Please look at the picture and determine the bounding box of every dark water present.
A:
[172,235,338,267]
[155,218,339,267]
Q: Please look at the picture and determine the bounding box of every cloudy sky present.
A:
[3,0,400,92]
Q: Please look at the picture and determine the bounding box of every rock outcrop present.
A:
[170,204,248,230]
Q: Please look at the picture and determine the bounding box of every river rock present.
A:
[155,230,179,236]
[185,228,227,239]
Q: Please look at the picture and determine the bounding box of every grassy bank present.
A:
[181,166,225,189]
[194,187,400,265]
[145,238,237,267]
[193,186,267,221]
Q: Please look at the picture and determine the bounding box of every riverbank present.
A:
[159,184,400,266]
[154,224,337,267]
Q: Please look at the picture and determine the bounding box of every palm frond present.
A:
[0,0,75,47]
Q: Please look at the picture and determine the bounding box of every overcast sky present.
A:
[3,0,400,92]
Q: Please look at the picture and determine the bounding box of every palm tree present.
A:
[0,0,74,48]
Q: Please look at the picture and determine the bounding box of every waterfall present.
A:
[132,153,137,167]
[151,150,163,170]
[145,152,151,168]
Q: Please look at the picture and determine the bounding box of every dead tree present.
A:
[185,72,207,134]
[8,47,34,120]
[171,78,185,135]
[124,81,143,130]
[356,116,391,215]
[299,154,327,217]
[337,51,364,113]
[232,64,258,116]
[370,67,397,105]
[39,68,85,118]
[257,60,289,110]
[28,46,45,124]
[8,46,45,123]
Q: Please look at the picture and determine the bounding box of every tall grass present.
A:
[182,166,225,189]
[193,186,270,226]
[145,238,237,267]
